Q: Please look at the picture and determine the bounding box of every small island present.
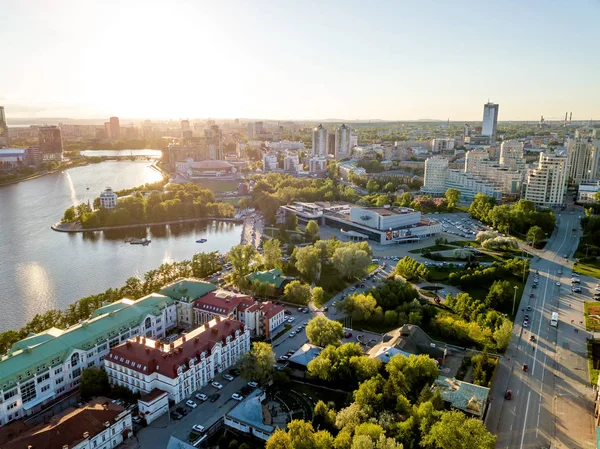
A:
[54,180,237,231]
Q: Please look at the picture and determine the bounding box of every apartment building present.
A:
[431,138,455,153]
[159,279,217,328]
[104,317,250,403]
[99,187,118,210]
[422,156,449,195]
[499,140,526,171]
[0,294,176,427]
[524,152,568,206]
[566,128,600,185]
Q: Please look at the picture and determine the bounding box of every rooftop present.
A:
[247,268,286,288]
[190,160,234,170]
[194,291,249,315]
[159,278,217,303]
[0,397,128,449]
[288,343,322,368]
[355,206,418,216]
[226,389,274,435]
[107,317,245,379]
[140,388,168,404]
[432,376,490,418]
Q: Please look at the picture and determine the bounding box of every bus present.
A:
[550,312,558,327]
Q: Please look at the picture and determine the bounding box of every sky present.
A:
[2,0,600,122]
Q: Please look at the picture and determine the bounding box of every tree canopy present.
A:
[306,316,344,347]
[239,342,276,383]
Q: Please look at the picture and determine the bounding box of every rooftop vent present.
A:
[194,337,199,344]
[83,432,89,439]
[181,335,186,342]
[104,421,110,427]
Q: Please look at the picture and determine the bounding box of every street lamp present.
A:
[512,285,519,316]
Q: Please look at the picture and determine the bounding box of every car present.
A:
[360,283,365,288]
[212,382,223,389]
[289,331,296,337]
[594,292,600,297]
[355,284,360,288]
[558,270,562,274]
[209,394,220,402]
[278,355,289,361]
[284,310,292,315]
[232,393,244,401]
[323,306,329,312]
[195,393,208,401]
[223,374,234,381]
[529,293,535,298]
[595,287,600,291]
[171,411,183,420]
[248,381,258,388]
[564,254,568,258]
[532,284,537,289]
[344,331,352,338]
[186,400,197,409]
[176,407,189,416]
[523,321,529,327]
[572,287,582,293]
[526,306,532,311]
[288,317,296,323]
[297,307,303,312]
[132,415,142,424]
[571,279,580,284]
[303,308,309,313]
[504,390,512,400]
[192,425,205,433]
[572,273,580,277]
[296,326,303,332]
[556,282,561,286]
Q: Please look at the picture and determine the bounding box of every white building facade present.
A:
[99,187,118,209]
[524,152,568,207]
[335,124,352,159]
[422,156,449,195]
[481,102,499,141]
[312,124,328,157]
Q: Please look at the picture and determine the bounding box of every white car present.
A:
[232,393,244,401]
[186,400,197,409]
[212,382,223,389]
[556,282,561,286]
[195,393,208,401]
[287,317,296,323]
[223,374,234,381]
[248,381,258,388]
[193,425,205,433]
[289,331,296,338]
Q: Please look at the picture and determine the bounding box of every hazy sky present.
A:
[2,0,599,121]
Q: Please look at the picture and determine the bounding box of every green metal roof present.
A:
[0,293,173,387]
[159,278,217,303]
[247,269,285,288]
[433,376,490,418]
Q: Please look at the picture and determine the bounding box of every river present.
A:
[0,160,242,331]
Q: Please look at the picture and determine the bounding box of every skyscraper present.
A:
[109,117,120,139]
[0,106,8,147]
[524,152,568,206]
[566,128,600,185]
[205,125,223,160]
[312,124,327,157]
[335,124,352,159]
[499,140,526,172]
[481,102,499,141]
[38,126,63,161]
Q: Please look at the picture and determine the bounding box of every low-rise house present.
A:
[160,278,217,327]
[224,389,274,441]
[432,376,490,420]
[105,317,250,403]
[287,343,322,370]
[99,187,118,209]
[0,397,132,449]
[138,388,169,425]
[246,268,288,291]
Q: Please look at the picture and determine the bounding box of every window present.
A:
[144,317,152,329]
[109,338,120,349]
[56,387,66,394]
[72,368,82,379]
[41,384,50,393]
[88,362,95,368]
[55,377,64,385]
[98,343,108,352]
[71,353,80,368]
[54,367,63,375]
[7,402,18,410]
[20,380,37,403]
[4,389,17,400]
[87,351,95,358]
[37,372,50,383]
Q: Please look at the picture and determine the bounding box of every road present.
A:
[490,211,595,449]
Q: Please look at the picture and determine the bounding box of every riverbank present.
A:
[0,159,91,187]
[51,216,243,233]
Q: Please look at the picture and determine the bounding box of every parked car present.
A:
[209,394,220,402]
[526,306,532,311]
[132,416,142,424]
[504,390,512,400]
[171,411,183,420]
[289,331,296,338]
[186,400,197,409]
[248,381,258,388]
[344,331,352,338]
[223,374,234,381]
[176,407,188,416]
[212,381,223,389]
[193,425,205,433]
[195,393,208,402]
[297,307,303,312]
[232,393,244,401]
[555,282,561,286]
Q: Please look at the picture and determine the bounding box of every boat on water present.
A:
[196,238,207,243]
[130,238,151,246]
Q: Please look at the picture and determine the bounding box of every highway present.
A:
[490,212,595,449]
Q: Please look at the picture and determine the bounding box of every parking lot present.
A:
[433,212,488,239]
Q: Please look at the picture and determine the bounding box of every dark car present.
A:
[504,390,512,400]
[209,394,220,403]
[532,284,537,289]
[344,331,352,338]
[176,407,188,416]
[529,293,534,298]
[323,306,329,312]
[171,411,183,420]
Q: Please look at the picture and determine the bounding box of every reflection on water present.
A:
[0,161,241,331]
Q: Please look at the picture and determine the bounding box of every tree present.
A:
[229,244,258,279]
[526,225,544,247]
[493,319,513,351]
[335,403,366,432]
[351,435,374,449]
[286,213,299,231]
[332,244,372,280]
[384,182,395,193]
[398,192,413,207]
[366,180,380,193]
[284,281,312,305]
[306,220,320,238]
[80,367,110,401]
[312,286,326,307]
[445,188,460,210]
[314,430,335,449]
[306,316,344,347]
[395,257,429,281]
[266,429,294,449]
[295,245,322,283]
[263,239,283,270]
[484,280,513,309]
[192,251,222,278]
[342,293,382,322]
[421,411,496,449]
[62,206,76,222]
[239,342,276,383]
[287,420,316,449]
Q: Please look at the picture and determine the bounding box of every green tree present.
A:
[384,182,395,193]
[484,280,513,309]
[239,342,276,383]
[80,367,110,401]
[314,430,334,449]
[352,435,374,449]
[284,281,312,305]
[295,245,322,283]
[332,244,372,280]
[263,239,283,270]
[229,244,258,280]
[306,220,320,238]
[421,411,496,449]
[342,293,382,322]
[445,188,460,210]
[266,429,294,449]
[395,257,429,281]
[286,213,299,231]
[287,420,316,449]
[306,316,344,347]
[312,286,326,307]
[191,251,222,278]
[526,225,544,247]
[398,192,413,207]
[493,319,513,351]
[335,403,365,433]
[62,206,76,222]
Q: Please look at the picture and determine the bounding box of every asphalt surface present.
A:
[489,211,595,449]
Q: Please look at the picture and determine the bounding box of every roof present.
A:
[160,278,217,303]
[107,317,245,379]
[259,302,285,320]
[140,388,168,404]
[190,160,234,170]
[247,269,286,288]
[432,377,490,418]
[194,291,249,315]
[166,436,197,449]
[288,343,322,368]
[0,149,26,157]
[371,346,412,363]
[226,389,274,435]
[0,293,174,386]
[0,397,128,449]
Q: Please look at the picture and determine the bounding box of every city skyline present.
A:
[2,0,600,121]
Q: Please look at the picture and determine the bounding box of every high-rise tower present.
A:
[481,102,499,142]
[312,124,328,157]
[39,126,64,161]
[109,117,121,139]
[0,106,8,147]
[334,124,352,159]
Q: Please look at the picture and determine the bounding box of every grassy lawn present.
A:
[419,289,437,298]
[584,302,600,331]
[574,259,600,279]
[409,245,455,254]
[193,179,240,192]
[428,269,450,282]
[452,240,480,248]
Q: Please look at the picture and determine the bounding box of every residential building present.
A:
[445,169,503,201]
[287,344,322,370]
[350,133,358,147]
[109,117,120,140]
[499,140,526,171]
[247,268,287,291]
[38,126,63,161]
[481,102,499,142]
[423,156,449,195]
[105,317,251,403]
[266,140,305,152]
[308,157,327,173]
[205,125,223,160]
[312,124,327,157]
[159,279,217,328]
[224,389,274,441]
[0,397,132,449]
[576,182,600,203]
[0,106,8,146]
[0,149,27,170]
[464,149,490,174]
[262,152,278,172]
[99,187,118,209]
[431,138,454,153]
[432,377,490,420]
[566,128,600,185]
[327,133,336,156]
[283,151,300,173]
[524,152,568,207]
[463,123,471,138]
[0,293,176,426]
[335,124,352,159]
[137,389,169,425]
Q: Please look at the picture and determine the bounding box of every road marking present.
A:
[532,269,551,376]
[541,354,546,393]
[519,391,531,449]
